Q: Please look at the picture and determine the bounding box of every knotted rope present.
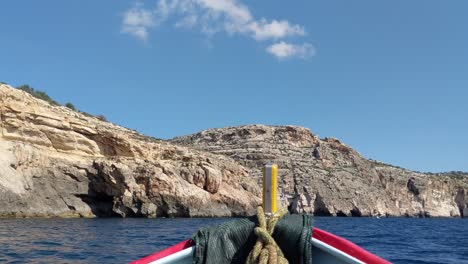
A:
[246,206,289,264]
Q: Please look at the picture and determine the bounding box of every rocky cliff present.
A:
[0,84,260,217]
[171,125,468,217]
[1,83,466,218]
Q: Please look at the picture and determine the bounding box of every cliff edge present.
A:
[0,84,260,217]
[1,83,466,218]
[171,125,467,217]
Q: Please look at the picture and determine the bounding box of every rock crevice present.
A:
[1,84,466,218]
[171,125,467,217]
[0,84,260,218]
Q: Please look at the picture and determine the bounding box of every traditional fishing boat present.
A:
[132,165,390,264]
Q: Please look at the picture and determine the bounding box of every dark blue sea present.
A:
[0,217,466,264]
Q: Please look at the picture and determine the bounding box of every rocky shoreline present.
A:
[0,84,466,218]
[171,125,467,218]
[0,84,260,218]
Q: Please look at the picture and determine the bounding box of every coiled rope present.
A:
[246,206,289,264]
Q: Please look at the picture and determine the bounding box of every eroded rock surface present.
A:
[171,125,468,217]
[0,84,260,217]
[2,83,466,218]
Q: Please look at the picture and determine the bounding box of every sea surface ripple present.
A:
[0,217,466,263]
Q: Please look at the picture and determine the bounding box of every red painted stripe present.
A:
[131,228,390,264]
[313,228,391,264]
[130,239,194,264]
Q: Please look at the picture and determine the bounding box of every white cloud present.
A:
[187,0,303,40]
[197,0,252,24]
[121,0,315,59]
[249,19,306,41]
[266,42,315,59]
[175,14,198,28]
[121,5,156,41]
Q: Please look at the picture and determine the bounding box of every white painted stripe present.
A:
[145,239,365,264]
[312,238,365,264]
[148,247,193,264]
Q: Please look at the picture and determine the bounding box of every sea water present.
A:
[0,217,466,264]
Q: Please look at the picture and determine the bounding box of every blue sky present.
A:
[1,1,467,172]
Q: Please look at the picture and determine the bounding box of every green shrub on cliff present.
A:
[65,102,76,110]
[17,84,60,106]
[16,84,110,123]
[96,115,108,122]
[80,111,94,117]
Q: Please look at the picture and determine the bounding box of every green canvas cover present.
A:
[192,214,313,264]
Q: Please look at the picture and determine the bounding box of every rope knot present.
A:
[246,206,289,264]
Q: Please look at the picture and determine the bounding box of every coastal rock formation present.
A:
[1,83,466,218]
[0,84,260,217]
[171,125,468,217]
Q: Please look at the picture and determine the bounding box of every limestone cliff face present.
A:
[2,83,466,218]
[0,84,260,217]
[171,125,468,217]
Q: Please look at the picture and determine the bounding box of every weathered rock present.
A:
[171,125,468,217]
[455,189,467,217]
[1,83,466,218]
[0,84,260,217]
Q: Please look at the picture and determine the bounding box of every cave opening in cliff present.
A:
[350,208,362,217]
[74,193,119,217]
[336,210,347,217]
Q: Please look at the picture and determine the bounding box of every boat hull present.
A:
[132,228,390,264]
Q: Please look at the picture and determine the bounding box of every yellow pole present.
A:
[262,164,278,214]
